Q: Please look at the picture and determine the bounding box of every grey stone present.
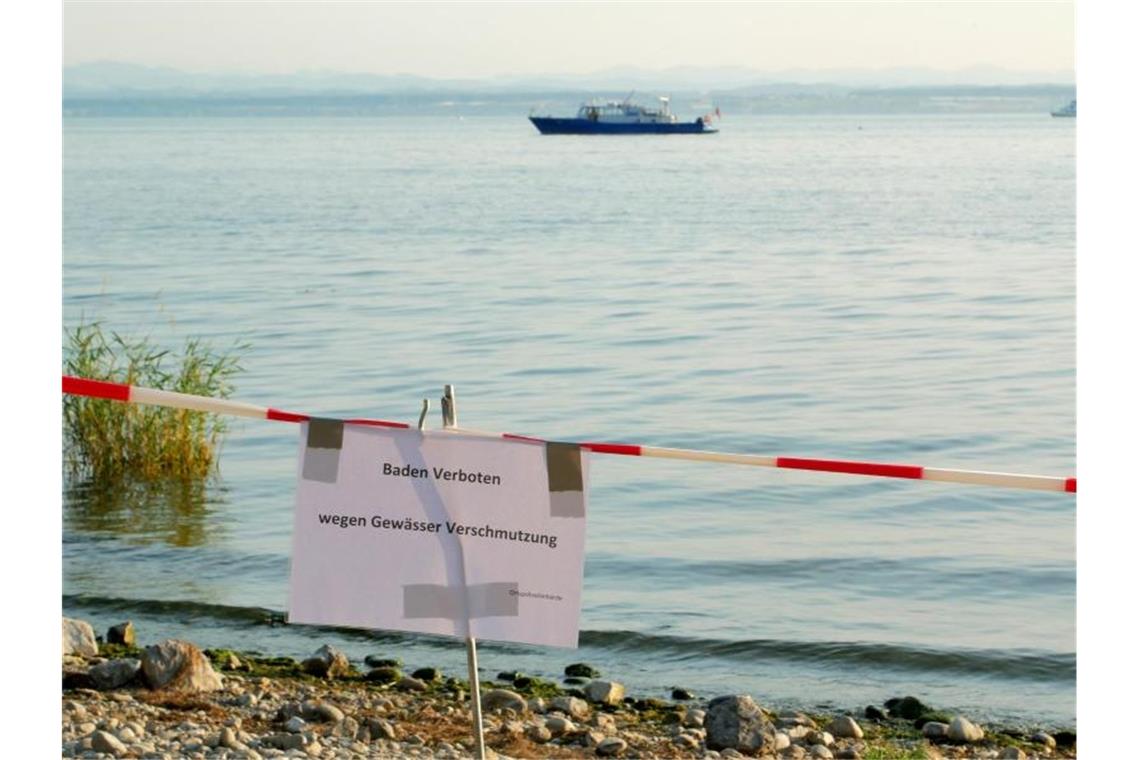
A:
[365,718,396,741]
[411,667,441,682]
[396,675,428,692]
[705,694,776,753]
[683,708,706,728]
[264,732,306,750]
[482,688,528,714]
[948,716,984,743]
[219,726,243,749]
[284,716,307,733]
[63,618,98,657]
[827,716,863,739]
[89,658,141,691]
[550,695,590,720]
[365,666,402,684]
[106,622,136,647]
[922,722,950,740]
[781,746,807,760]
[674,733,701,750]
[91,731,127,757]
[527,724,553,743]
[835,749,862,760]
[301,700,344,723]
[597,736,628,756]
[809,745,834,759]
[999,748,1027,760]
[774,732,791,751]
[584,680,625,706]
[140,639,223,692]
[778,712,818,729]
[527,697,547,714]
[786,725,813,741]
[565,662,601,678]
[1031,732,1057,749]
[545,716,576,737]
[300,644,353,678]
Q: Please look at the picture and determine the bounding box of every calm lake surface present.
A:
[63,113,1075,726]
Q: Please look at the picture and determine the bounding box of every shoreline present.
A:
[62,618,1076,759]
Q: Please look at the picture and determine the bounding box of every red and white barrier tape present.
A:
[62,375,1076,494]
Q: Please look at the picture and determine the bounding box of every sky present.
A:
[63,1,1074,78]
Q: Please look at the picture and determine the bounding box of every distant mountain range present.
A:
[62,62,1076,116]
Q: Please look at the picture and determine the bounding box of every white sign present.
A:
[288,422,589,648]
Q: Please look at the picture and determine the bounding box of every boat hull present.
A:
[529,117,716,135]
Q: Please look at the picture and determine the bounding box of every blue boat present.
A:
[530,96,718,135]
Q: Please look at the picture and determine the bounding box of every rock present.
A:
[63,618,98,657]
[827,716,863,739]
[140,639,223,692]
[705,695,776,753]
[1054,730,1076,748]
[411,667,441,682]
[264,732,306,750]
[365,718,396,741]
[864,705,887,721]
[674,733,701,750]
[300,644,353,678]
[550,695,591,720]
[786,725,813,741]
[528,697,547,713]
[922,722,950,740]
[809,745,834,759]
[365,666,402,684]
[1031,731,1057,749]
[592,713,617,734]
[782,746,807,760]
[364,655,401,668]
[774,732,791,751]
[91,730,127,757]
[284,716,307,733]
[585,680,625,706]
[397,676,428,692]
[105,622,136,647]
[948,716,984,743]
[565,662,601,678]
[888,696,930,721]
[672,687,696,700]
[545,716,576,737]
[89,658,141,691]
[683,708,706,728]
[835,749,861,760]
[778,712,818,729]
[528,724,553,743]
[999,748,1027,760]
[219,726,242,749]
[597,736,628,756]
[301,700,344,723]
[564,676,589,685]
[482,688,528,714]
[62,667,95,690]
[913,711,953,729]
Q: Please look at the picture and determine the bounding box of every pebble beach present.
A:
[62,618,1076,760]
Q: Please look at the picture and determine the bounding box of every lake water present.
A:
[62,113,1075,726]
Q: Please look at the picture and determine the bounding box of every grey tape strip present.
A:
[550,490,586,518]
[546,442,583,491]
[307,418,345,450]
[302,419,345,483]
[546,442,584,517]
[403,582,520,620]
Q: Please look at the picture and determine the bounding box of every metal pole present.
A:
[441,385,485,759]
[466,634,486,760]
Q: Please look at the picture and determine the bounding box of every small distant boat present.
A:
[1051,99,1076,118]
[530,95,719,135]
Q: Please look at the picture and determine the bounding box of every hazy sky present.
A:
[63,1,1074,78]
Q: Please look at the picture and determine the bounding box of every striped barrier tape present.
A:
[62,375,1076,494]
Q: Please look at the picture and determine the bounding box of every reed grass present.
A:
[63,321,246,482]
